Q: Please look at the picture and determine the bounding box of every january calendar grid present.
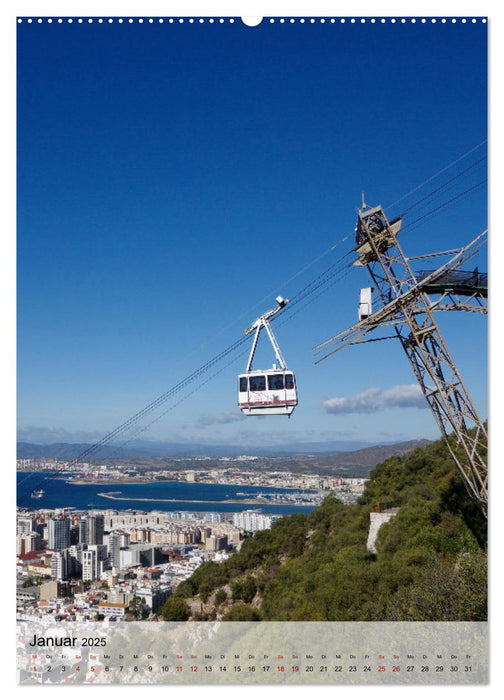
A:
[17,621,487,684]
[15,11,488,687]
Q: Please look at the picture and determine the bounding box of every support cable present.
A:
[386,140,487,211]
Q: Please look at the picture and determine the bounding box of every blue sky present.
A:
[16,12,488,450]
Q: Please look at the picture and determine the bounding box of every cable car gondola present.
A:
[238,297,298,417]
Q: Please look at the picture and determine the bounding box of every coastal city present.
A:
[17,458,367,624]
[17,456,368,491]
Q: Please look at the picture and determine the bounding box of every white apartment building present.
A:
[134,585,171,611]
[232,510,277,532]
[119,547,141,569]
[82,544,108,582]
[17,517,37,534]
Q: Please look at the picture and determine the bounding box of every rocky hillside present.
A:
[160,434,487,622]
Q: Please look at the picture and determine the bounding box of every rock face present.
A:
[366,509,399,554]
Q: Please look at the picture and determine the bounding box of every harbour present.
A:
[17,472,320,515]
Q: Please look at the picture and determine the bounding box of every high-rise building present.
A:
[78,518,87,544]
[79,514,105,545]
[69,524,80,545]
[68,544,85,577]
[87,514,105,545]
[106,531,130,568]
[107,533,121,568]
[82,544,108,582]
[50,550,70,580]
[48,518,71,550]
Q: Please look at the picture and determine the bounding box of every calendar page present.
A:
[15,5,488,687]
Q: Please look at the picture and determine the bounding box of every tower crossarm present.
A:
[314,232,487,360]
[427,290,487,314]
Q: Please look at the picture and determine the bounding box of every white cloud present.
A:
[323,387,382,415]
[382,384,426,409]
[197,411,247,427]
[323,385,427,415]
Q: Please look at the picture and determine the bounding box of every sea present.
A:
[16,472,319,516]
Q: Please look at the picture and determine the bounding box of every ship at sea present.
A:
[30,489,45,499]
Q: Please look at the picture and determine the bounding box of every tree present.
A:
[198,581,213,603]
[161,596,191,621]
[241,576,257,603]
[128,596,145,620]
[214,588,227,605]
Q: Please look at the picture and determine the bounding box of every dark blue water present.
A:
[17,472,318,515]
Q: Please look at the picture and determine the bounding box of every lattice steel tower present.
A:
[314,203,488,516]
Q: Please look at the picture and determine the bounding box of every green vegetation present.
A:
[160,436,487,622]
[126,595,148,620]
[161,596,191,621]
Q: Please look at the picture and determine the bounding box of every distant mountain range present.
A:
[16,438,431,461]
[305,440,432,470]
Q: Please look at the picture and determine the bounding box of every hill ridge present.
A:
[159,435,487,622]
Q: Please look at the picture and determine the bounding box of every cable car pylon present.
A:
[238,296,298,416]
[314,203,488,516]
